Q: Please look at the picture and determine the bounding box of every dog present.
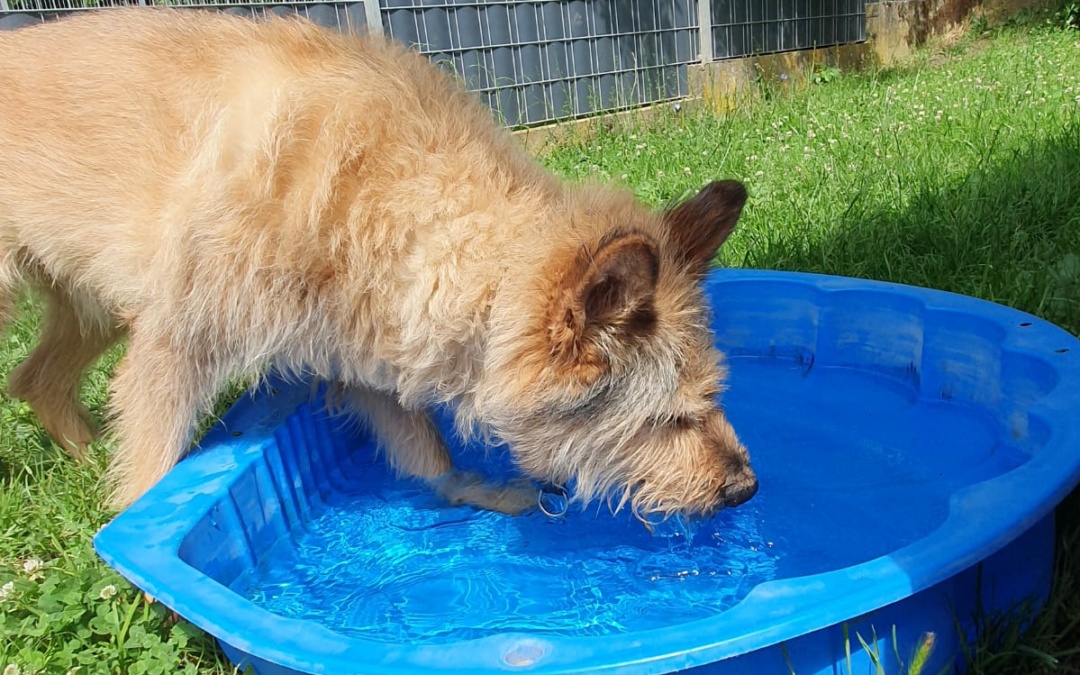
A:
[0,7,757,520]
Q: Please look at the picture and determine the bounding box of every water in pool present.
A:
[229,355,1029,644]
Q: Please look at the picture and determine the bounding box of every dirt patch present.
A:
[980,0,1056,21]
[905,0,1056,47]
[898,0,981,47]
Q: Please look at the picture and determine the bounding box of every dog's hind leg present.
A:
[0,250,19,330]
[7,288,120,460]
[341,386,536,515]
[104,326,224,508]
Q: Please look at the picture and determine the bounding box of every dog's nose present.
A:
[718,458,759,508]
[722,476,758,508]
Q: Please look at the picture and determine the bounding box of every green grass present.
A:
[0,299,233,674]
[3,15,1080,675]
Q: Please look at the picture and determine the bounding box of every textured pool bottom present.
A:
[230,493,774,643]
[228,355,1029,645]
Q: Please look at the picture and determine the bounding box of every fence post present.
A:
[362,0,384,36]
[697,0,713,63]
[0,0,9,13]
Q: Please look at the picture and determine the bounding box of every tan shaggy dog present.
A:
[0,7,757,520]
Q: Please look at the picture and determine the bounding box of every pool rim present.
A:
[93,268,1080,675]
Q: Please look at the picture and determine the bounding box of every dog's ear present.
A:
[549,231,659,367]
[663,180,747,276]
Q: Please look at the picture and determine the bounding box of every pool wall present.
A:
[94,269,1080,675]
[173,390,1056,675]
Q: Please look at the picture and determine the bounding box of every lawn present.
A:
[2,9,1080,675]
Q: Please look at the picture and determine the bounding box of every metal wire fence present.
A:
[0,0,370,33]
[384,0,697,127]
[712,0,865,58]
[0,0,866,126]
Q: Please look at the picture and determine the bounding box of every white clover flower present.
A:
[21,558,43,575]
[99,584,118,601]
[683,167,692,175]
[0,581,14,600]
[4,665,20,675]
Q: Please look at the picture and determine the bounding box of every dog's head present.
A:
[482,180,756,520]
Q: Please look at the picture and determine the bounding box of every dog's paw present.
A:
[492,476,541,515]
[430,471,538,516]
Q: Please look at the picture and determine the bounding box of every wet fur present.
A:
[0,7,757,518]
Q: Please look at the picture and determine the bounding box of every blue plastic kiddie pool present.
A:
[94,269,1080,675]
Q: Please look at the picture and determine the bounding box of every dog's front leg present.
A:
[104,327,225,510]
[341,386,536,516]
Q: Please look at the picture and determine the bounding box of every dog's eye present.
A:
[627,306,657,333]
[672,416,695,430]
[650,415,695,430]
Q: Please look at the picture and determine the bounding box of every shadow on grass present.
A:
[737,123,1080,337]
